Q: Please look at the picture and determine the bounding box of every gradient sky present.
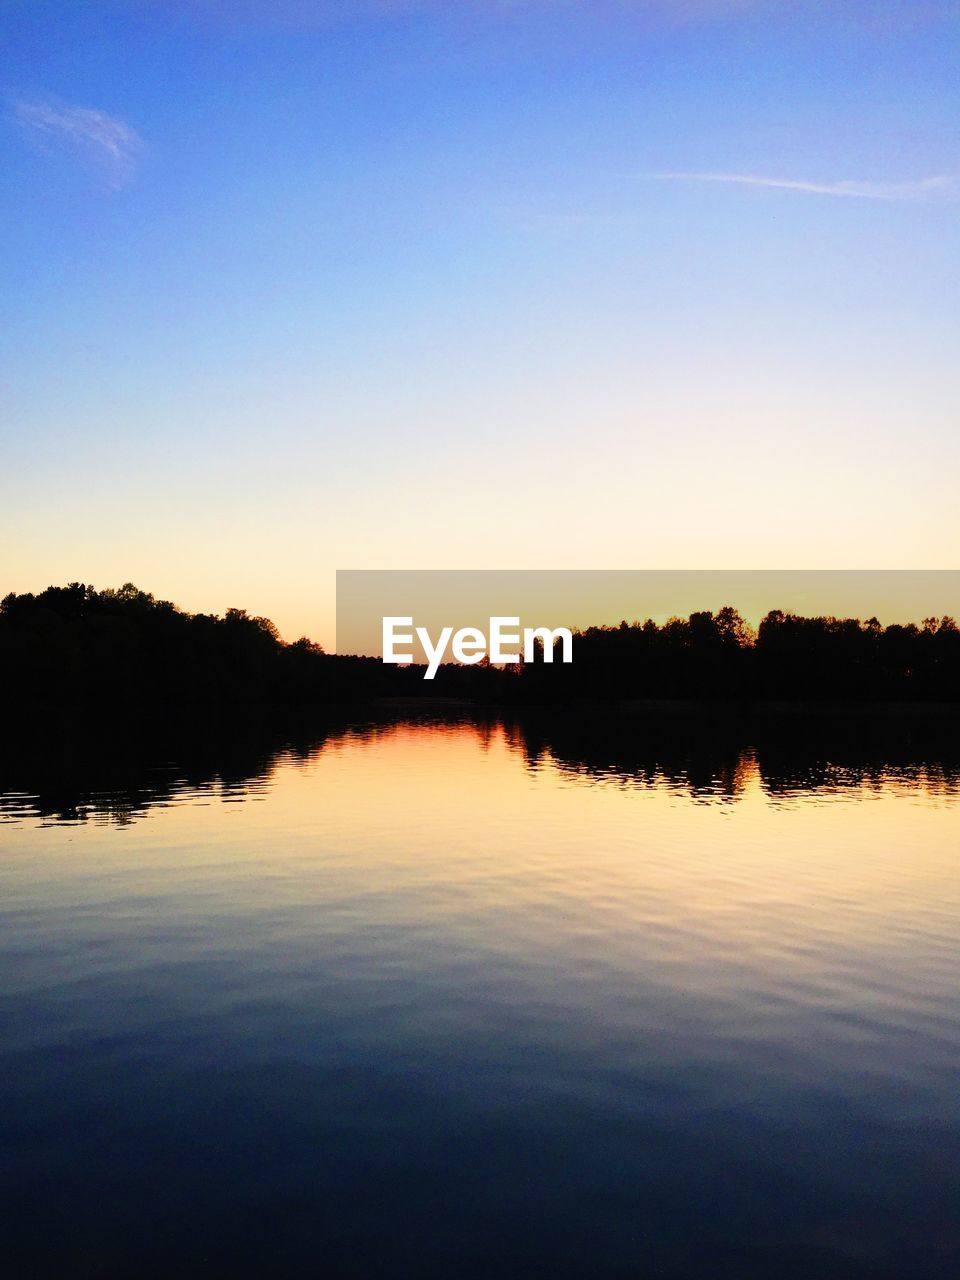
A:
[3,0,959,646]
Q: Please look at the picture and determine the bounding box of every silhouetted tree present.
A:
[2,586,958,709]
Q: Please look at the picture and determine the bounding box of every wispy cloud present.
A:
[652,171,959,203]
[15,100,142,188]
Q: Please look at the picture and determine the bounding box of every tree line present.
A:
[2,583,958,707]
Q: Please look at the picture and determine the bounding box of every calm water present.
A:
[2,713,959,1279]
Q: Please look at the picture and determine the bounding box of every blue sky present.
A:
[3,1,959,642]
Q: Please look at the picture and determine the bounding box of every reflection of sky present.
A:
[3,2,959,646]
[5,720,959,969]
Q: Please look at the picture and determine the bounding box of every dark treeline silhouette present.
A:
[2,583,959,708]
[0,582,378,706]
[521,606,960,702]
[0,582,500,706]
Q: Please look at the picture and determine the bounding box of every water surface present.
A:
[2,713,959,1278]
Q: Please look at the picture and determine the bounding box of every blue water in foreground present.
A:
[1,716,959,1278]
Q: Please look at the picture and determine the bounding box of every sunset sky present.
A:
[3,0,959,647]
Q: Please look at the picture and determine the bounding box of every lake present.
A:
[2,710,959,1278]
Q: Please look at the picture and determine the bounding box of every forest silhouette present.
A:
[2,582,959,707]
